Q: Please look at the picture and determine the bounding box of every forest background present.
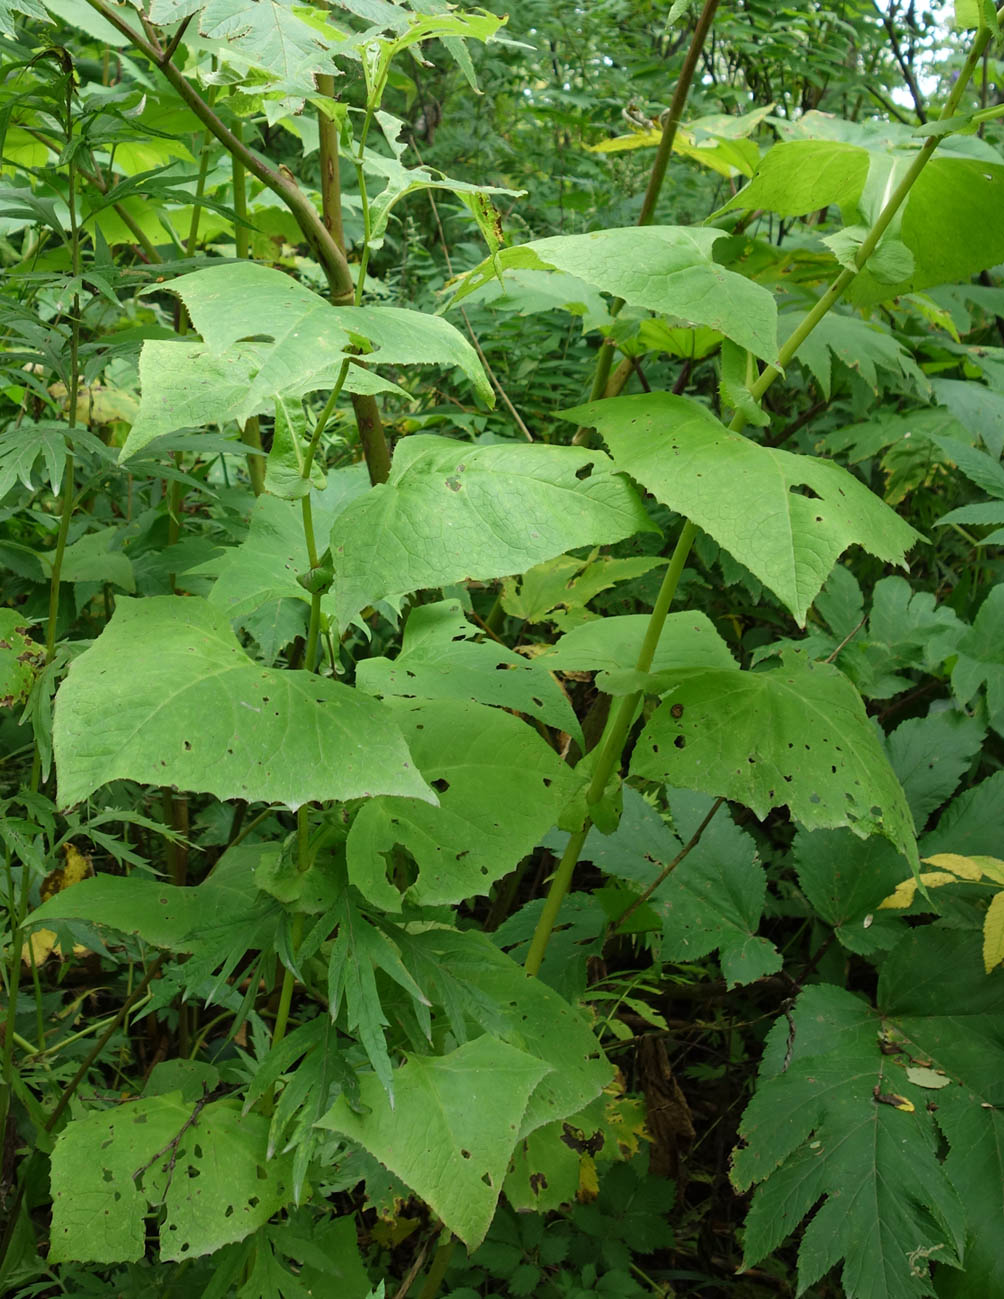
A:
[1,1,1004,1297]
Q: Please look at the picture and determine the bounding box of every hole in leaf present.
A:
[431,778,450,794]
[670,703,684,719]
[575,463,593,481]
[674,736,685,749]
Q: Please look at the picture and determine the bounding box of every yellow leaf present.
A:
[577,1154,599,1201]
[878,879,917,909]
[921,852,988,882]
[22,843,94,966]
[983,891,1004,973]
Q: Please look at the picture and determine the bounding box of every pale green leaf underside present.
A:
[571,392,919,626]
[49,1095,292,1264]
[632,654,918,867]
[319,1035,551,1249]
[53,596,433,810]
[451,226,778,364]
[538,610,738,677]
[723,139,1004,303]
[124,263,491,454]
[356,599,582,743]
[347,699,570,908]
[328,435,656,630]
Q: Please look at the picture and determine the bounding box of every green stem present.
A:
[527,14,999,975]
[316,74,346,254]
[578,0,720,419]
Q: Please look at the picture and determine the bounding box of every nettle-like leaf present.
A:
[632,653,918,867]
[951,584,1004,734]
[320,1035,550,1250]
[793,829,911,956]
[574,787,781,987]
[347,699,572,909]
[53,596,433,810]
[450,226,778,364]
[0,0,48,36]
[328,436,656,629]
[720,126,1004,303]
[122,263,491,454]
[572,392,919,626]
[149,0,341,111]
[737,927,1004,1298]
[49,1095,293,1264]
[356,599,582,743]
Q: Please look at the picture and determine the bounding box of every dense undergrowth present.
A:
[2,1,1004,1296]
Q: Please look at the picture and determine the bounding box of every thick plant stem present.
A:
[578,0,721,417]
[526,15,999,975]
[316,74,346,253]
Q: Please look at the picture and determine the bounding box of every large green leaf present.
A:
[49,1096,293,1264]
[319,1036,551,1250]
[53,596,433,810]
[571,392,919,625]
[631,654,918,867]
[450,226,778,364]
[721,131,1004,303]
[793,829,910,956]
[123,263,491,455]
[25,843,279,965]
[347,699,571,908]
[951,584,1004,735]
[356,599,582,743]
[328,436,656,629]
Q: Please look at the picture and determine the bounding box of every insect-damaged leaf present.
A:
[49,1095,293,1264]
[53,596,433,810]
[328,436,656,630]
[570,392,920,627]
[632,653,918,868]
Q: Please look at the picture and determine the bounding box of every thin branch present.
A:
[608,798,725,938]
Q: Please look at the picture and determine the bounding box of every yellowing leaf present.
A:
[983,891,1004,973]
[879,870,961,909]
[22,843,94,966]
[921,852,988,882]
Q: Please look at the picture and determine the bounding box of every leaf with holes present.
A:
[346,699,571,909]
[49,1095,293,1264]
[318,1035,551,1250]
[328,437,656,630]
[53,596,433,810]
[570,392,920,626]
[632,653,918,868]
[356,599,582,744]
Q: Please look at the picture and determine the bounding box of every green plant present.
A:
[2,1,1004,1297]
